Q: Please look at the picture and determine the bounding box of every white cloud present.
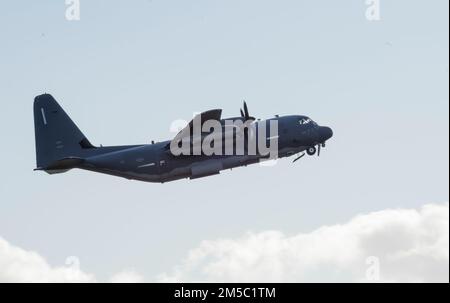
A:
[0,238,96,283]
[0,238,143,283]
[158,203,449,283]
[1,203,448,283]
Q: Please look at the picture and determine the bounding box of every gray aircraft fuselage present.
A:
[34,94,333,183]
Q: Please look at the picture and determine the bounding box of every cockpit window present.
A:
[299,118,312,125]
[299,118,318,126]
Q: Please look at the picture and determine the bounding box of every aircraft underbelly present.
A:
[158,155,260,182]
[190,160,223,179]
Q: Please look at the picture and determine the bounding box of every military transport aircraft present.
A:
[34,94,333,183]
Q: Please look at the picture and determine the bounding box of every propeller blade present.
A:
[243,101,249,119]
[240,108,245,118]
[318,144,321,156]
[293,153,305,163]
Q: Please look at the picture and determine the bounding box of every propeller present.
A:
[239,101,256,153]
[240,101,255,121]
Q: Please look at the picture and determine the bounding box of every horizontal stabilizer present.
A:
[35,157,85,174]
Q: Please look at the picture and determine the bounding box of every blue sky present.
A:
[0,0,448,282]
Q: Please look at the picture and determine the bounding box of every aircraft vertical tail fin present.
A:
[33,94,95,172]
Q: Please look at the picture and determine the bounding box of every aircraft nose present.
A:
[320,126,333,142]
